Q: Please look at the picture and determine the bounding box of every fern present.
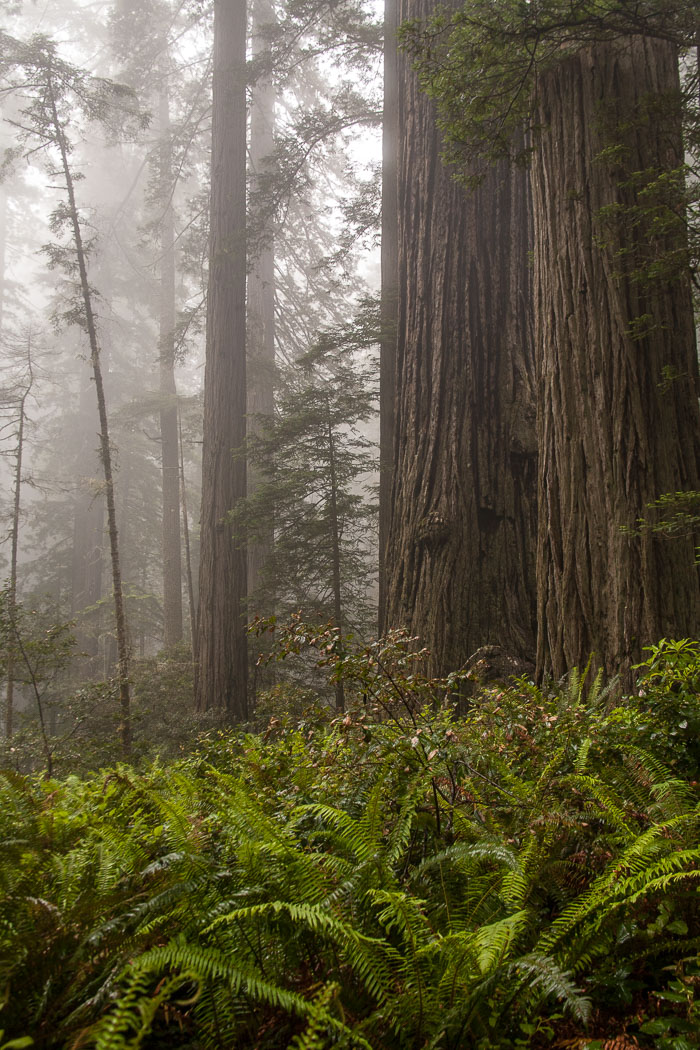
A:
[3,643,700,1049]
[89,971,200,1050]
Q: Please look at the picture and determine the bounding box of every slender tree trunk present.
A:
[0,186,6,334]
[179,409,198,681]
[158,83,184,648]
[9,618,53,778]
[0,186,10,740]
[196,0,248,717]
[117,455,132,658]
[533,37,700,682]
[70,362,105,667]
[5,405,25,740]
[48,69,131,753]
[139,564,147,658]
[326,403,345,713]
[378,0,398,637]
[5,350,31,741]
[385,0,537,677]
[247,0,276,610]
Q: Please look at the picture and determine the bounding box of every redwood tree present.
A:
[195,0,248,717]
[532,36,700,679]
[110,0,186,650]
[247,0,277,605]
[378,0,398,636]
[406,1,700,680]
[157,79,184,649]
[384,0,537,675]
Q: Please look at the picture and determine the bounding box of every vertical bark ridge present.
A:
[196,0,248,717]
[379,0,398,635]
[385,0,537,675]
[247,0,276,610]
[533,37,700,681]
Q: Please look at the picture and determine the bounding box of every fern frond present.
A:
[130,940,309,1016]
[471,909,531,975]
[512,951,591,1022]
[295,803,378,862]
[90,970,199,1050]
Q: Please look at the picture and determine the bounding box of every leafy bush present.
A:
[0,629,213,776]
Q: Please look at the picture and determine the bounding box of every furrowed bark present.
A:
[378,0,398,637]
[533,36,700,681]
[385,0,537,675]
[195,0,249,717]
[247,0,276,614]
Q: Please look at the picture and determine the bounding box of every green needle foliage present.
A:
[400,0,699,176]
[241,340,378,636]
[0,634,699,1048]
[400,0,700,317]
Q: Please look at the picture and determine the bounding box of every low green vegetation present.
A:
[1,635,700,1049]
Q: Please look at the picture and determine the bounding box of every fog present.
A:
[0,0,382,767]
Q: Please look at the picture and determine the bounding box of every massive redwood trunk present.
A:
[533,36,700,681]
[195,0,248,717]
[384,0,537,675]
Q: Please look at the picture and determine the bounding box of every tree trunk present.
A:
[378,0,398,637]
[179,409,198,675]
[384,0,537,677]
[195,0,248,717]
[48,68,132,754]
[326,402,345,713]
[5,354,31,741]
[533,37,700,682]
[158,82,184,648]
[70,361,105,667]
[247,0,276,611]
[0,186,6,334]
